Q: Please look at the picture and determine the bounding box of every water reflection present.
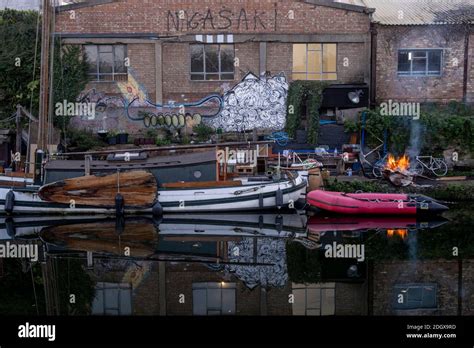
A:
[0,208,473,316]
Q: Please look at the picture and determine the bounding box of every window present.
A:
[192,282,236,315]
[398,49,442,76]
[293,43,337,81]
[84,44,128,81]
[92,282,132,315]
[393,283,437,310]
[292,283,335,316]
[190,44,235,81]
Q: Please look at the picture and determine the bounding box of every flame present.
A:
[387,229,408,239]
[385,154,410,172]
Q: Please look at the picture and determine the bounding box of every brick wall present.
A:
[56,0,370,35]
[375,25,466,103]
[467,32,474,103]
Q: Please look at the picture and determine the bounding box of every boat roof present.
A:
[45,150,216,171]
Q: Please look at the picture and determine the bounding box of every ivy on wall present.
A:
[286,81,328,144]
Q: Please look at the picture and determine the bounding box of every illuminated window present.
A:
[84,45,128,82]
[292,44,337,81]
[190,44,235,81]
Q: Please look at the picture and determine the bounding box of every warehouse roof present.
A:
[335,0,474,25]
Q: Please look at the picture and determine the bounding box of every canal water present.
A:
[0,206,472,316]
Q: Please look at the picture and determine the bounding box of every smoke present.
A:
[407,120,424,159]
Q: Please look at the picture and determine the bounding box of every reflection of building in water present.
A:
[81,236,368,316]
[371,260,474,316]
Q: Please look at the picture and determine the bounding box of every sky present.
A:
[0,0,74,10]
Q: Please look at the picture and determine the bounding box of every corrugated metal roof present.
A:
[335,0,474,25]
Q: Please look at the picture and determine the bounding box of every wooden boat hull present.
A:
[307,190,448,215]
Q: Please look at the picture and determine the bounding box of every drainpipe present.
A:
[462,24,471,103]
[370,23,378,107]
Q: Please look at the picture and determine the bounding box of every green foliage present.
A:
[324,178,474,202]
[53,44,89,129]
[66,128,103,152]
[193,123,215,142]
[0,9,41,121]
[0,9,89,128]
[286,81,328,144]
[361,103,474,156]
[155,136,171,146]
[286,241,321,284]
[344,119,359,133]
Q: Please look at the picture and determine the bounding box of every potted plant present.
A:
[97,129,109,139]
[117,130,129,144]
[107,130,117,145]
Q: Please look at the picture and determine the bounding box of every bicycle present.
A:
[411,156,448,177]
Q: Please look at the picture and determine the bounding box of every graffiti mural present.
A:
[205,72,288,132]
[74,69,288,134]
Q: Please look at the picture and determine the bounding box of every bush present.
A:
[66,128,103,152]
[286,241,321,284]
[193,123,215,142]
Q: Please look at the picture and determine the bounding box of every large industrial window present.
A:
[84,44,128,81]
[192,282,236,315]
[190,44,235,81]
[292,43,337,81]
[393,283,437,310]
[292,283,335,316]
[398,49,442,76]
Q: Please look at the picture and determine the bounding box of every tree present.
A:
[0,9,89,129]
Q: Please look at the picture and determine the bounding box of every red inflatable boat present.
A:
[307,190,448,215]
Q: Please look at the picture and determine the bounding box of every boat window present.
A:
[194,170,202,179]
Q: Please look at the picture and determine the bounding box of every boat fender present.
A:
[152,202,163,217]
[276,188,283,209]
[115,193,124,216]
[258,215,264,229]
[4,190,15,214]
[115,215,125,235]
[5,217,15,237]
[258,193,264,209]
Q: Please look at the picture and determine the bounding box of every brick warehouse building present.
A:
[340,0,474,104]
[54,0,374,134]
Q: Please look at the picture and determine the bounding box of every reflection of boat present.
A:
[307,216,449,233]
[36,214,306,261]
[0,170,306,215]
[307,190,449,215]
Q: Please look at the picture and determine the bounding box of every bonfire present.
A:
[383,154,415,187]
